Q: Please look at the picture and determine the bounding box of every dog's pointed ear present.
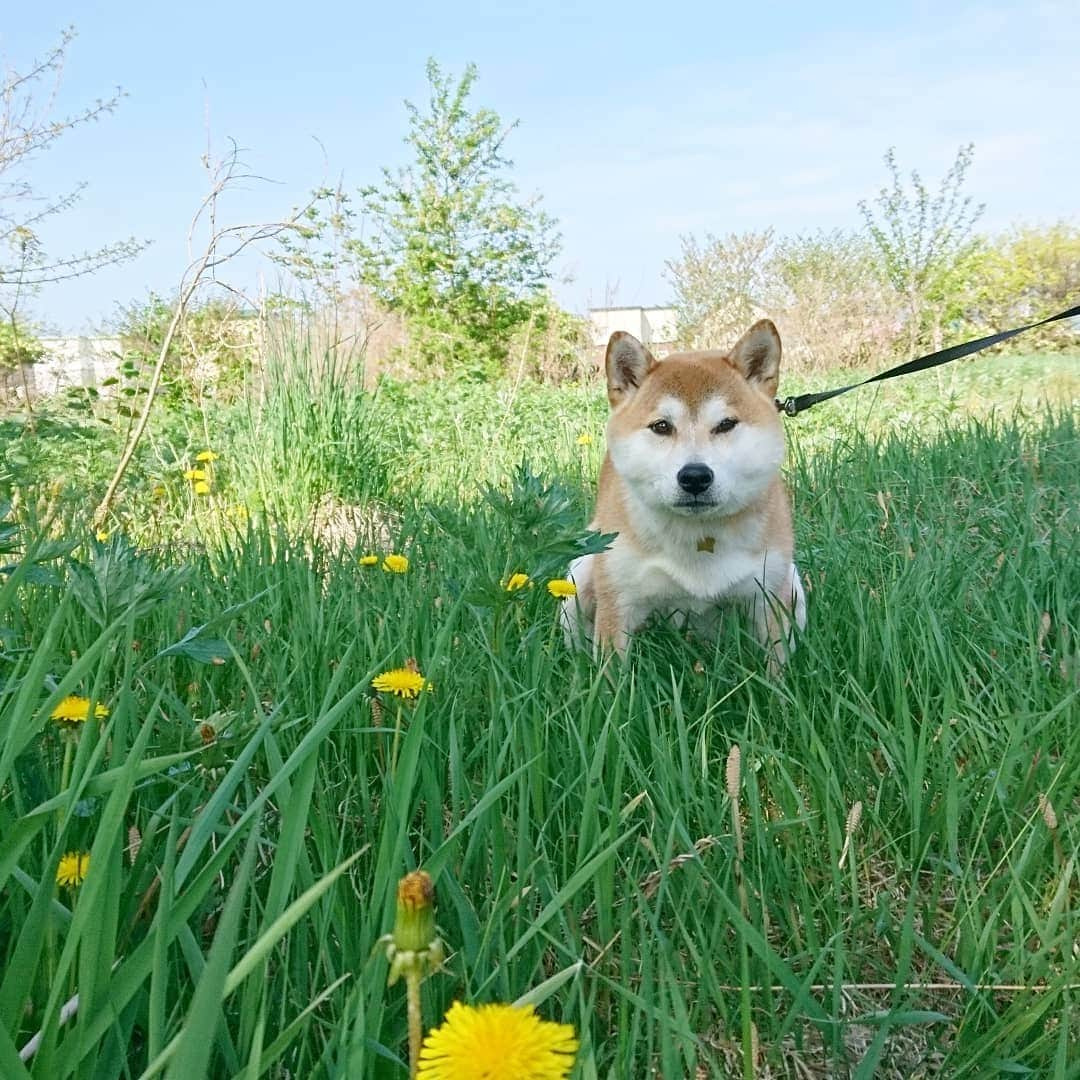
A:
[606,332,656,406]
[728,320,781,397]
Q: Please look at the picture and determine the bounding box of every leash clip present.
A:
[777,396,799,417]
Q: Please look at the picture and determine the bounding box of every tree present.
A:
[665,230,775,349]
[1,28,148,337]
[282,60,561,376]
[859,145,984,353]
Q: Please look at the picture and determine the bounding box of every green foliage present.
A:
[667,229,775,351]
[0,500,75,588]
[858,144,985,352]
[505,290,592,383]
[282,60,561,378]
[0,399,1076,1075]
[0,320,45,369]
[958,222,1080,349]
[669,144,1078,369]
[114,293,258,404]
[471,463,613,593]
[230,319,395,533]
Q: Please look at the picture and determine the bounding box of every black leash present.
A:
[775,303,1080,417]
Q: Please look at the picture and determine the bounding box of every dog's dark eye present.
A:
[648,419,674,436]
[712,417,739,434]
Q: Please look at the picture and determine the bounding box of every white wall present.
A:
[589,307,676,350]
[642,308,676,345]
[1,337,122,401]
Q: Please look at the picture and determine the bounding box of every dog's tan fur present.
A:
[565,320,805,670]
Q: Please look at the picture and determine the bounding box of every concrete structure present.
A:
[1,336,123,401]
[588,306,677,356]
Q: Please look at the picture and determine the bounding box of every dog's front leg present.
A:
[749,564,805,677]
[593,590,633,658]
[561,554,597,647]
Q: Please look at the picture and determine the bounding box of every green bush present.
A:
[667,220,1079,372]
[770,230,900,369]
[859,145,984,354]
[957,223,1080,349]
[669,144,1079,370]
[114,293,258,404]
[506,291,593,383]
[0,320,45,369]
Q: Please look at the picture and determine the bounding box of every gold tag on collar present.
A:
[697,536,715,554]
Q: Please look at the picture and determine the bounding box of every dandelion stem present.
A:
[58,736,74,832]
[390,703,404,778]
[406,968,422,1079]
[383,872,441,1077]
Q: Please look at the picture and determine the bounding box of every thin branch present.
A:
[0,27,143,308]
[92,144,306,528]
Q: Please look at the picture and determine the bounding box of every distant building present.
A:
[0,337,121,402]
[588,306,677,356]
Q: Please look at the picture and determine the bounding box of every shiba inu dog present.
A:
[565,320,806,671]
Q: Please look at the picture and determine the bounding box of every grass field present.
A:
[0,348,1077,1077]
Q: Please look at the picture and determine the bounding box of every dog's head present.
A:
[604,321,786,519]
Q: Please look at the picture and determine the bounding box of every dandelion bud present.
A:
[376,871,448,1079]
[380,870,445,988]
[394,871,436,954]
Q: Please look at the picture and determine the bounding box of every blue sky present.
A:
[5,0,1078,332]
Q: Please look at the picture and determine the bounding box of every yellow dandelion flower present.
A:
[504,572,531,592]
[183,468,207,481]
[51,695,109,724]
[575,433,593,446]
[56,851,91,888]
[546,578,577,599]
[195,450,219,462]
[95,529,110,542]
[418,1001,578,1080]
[152,484,167,499]
[382,554,409,574]
[194,481,211,496]
[372,667,431,699]
[359,554,379,567]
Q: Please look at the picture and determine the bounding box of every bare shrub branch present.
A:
[92,142,306,527]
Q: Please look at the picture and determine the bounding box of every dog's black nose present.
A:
[677,463,714,495]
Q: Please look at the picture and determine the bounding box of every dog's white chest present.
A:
[616,533,766,610]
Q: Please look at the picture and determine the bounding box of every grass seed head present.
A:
[845,801,863,838]
[1038,794,1058,831]
[725,745,741,805]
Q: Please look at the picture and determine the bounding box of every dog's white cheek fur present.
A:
[608,430,680,510]
[710,425,786,513]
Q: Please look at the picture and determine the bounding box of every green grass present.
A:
[0,355,1077,1077]
[2,349,1077,525]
